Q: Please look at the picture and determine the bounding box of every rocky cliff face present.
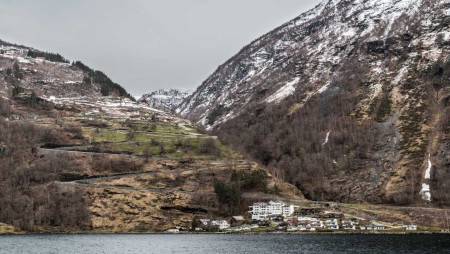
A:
[178,0,450,205]
[139,89,191,112]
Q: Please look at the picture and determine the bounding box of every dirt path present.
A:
[55,181,171,194]
[54,180,217,197]
[38,147,220,162]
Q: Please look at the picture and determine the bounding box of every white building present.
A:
[326,219,340,230]
[297,217,324,229]
[287,225,316,232]
[249,201,299,221]
[282,204,298,218]
[404,225,418,231]
[211,220,230,230]
[341,220,356,230]
[360,224,387,231]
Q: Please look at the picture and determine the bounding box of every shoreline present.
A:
[1,230,449,236]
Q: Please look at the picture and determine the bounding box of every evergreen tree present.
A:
[13,62,22,79]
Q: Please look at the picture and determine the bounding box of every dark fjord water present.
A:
[0,234,449,254]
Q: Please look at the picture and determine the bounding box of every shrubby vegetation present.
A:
[0,119,91,231]
[369,93,392,122]
[0,97,11,116]
[197,138,221,156]
[11,86,24,97]
[214,169,269,215]
[206,105,229,125]
[421,59,450,205]
[231,169,269,191]
[215,62,379,202]
[92,155,144,174]
[213,180,241,215]
[209,50,450,205]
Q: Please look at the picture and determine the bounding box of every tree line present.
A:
[214,169,269,215]
[27,50,69,63]
[72,61,135,100]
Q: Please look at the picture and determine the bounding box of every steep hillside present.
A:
[0,94,302,232]
[0,40,133,100]
[138,89,191,112]
[178,0,450,205]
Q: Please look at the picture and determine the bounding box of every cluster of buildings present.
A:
[0,45,48,64]
[249,201,299,221]
[0,46,28,58]
[193,216,248,231]
[174,201,420,233]
[247,200,418,232]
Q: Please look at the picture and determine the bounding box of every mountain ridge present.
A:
[0,39,134,100]
[177,0,450,205]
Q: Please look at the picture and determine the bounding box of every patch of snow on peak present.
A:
[266,78,300,103]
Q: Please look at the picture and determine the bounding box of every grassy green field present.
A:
[76,117,233,160]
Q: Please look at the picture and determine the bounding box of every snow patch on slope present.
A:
[425,154,432,179]
[420,183,432,202]
[318,82,331,94]
[420,154,433,201]
[266,78,299,103]
[322,131,331,146]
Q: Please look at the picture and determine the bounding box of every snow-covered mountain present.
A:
[177,0,450,205]
[178,0,446,126]
[138,89,191,112]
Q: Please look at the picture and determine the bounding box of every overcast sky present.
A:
[0,0,320,96]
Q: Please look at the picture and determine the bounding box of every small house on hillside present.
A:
[404,225,418,231]
[360,224,387,231]
[341,220,356,230]
[196,218,230,230]
[211,220,230,230]
[194,219,211,230]
[325,219,339,230]
[294,207,324,217]
[229,216,245,227]
[322,212,343,219]
[373,225,387,231]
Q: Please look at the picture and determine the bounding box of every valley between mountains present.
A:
[0,0,449,234]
